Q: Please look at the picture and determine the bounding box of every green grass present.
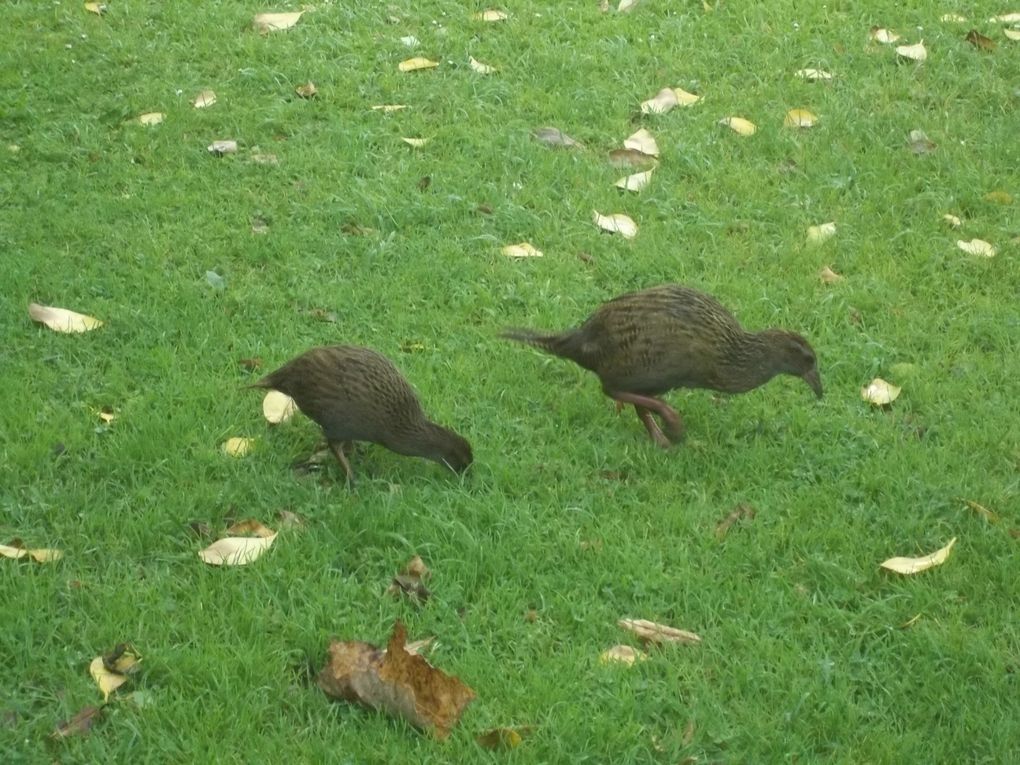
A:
[2,0,1019,761]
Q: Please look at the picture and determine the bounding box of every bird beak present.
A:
[803,367,823,399]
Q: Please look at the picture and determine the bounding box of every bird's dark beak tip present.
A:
[804,370,823,399]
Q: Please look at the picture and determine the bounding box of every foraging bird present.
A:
[251,345,472,481]
[502,284,822,448]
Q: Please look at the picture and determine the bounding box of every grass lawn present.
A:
[3,0,1019,761]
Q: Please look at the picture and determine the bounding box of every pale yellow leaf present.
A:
[138,112,164,126]
[469,56,496,74]
[806,222,836,244]
[870,27,901,44]
[618,0,640,11]
[28,303,103,333]
[673,88,701,106]
[599,645,646,665]
[207,140,238,155]
[593,211,638,239]
[956,238,996,257]
[719,116,757,136]
[819,266,843,284]
[942,213,962,228]
[371,104,409,112]
[1005,28,1020,41]
[475,10,508,21]
[784,109,817,128]
[0,543,63,563]
[992,13,1020,23]
[880,538,957,575]
[961,498,999,523]
[28,548,63,563]
[192,90,217,108]
[614,169,653,192]
[896,41,927,61]
[89,657,128,702]
[295,82,318,98]
[940,14,967,22]
[640,87,678,115]
[399,57,439,72]
[95,407,117,423]
[262,391,296,424]
[222,437,256,457]
[861,378,901,405]
[501,242,543,258]
[401,137,430,148]
[623,128,658,157]
[84,3,107,16]
[399,35,419,47]
[795,68,833,81]
[253,11,303,32]
[403,637,435,656]
[198,532,277,566]
[618,618,702,645]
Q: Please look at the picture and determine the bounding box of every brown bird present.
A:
[251,345,472,481]
[502,284,822,448]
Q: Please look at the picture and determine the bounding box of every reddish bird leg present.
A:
[610,392,686,446]
[329,441,355,484]
[634,406,672,449]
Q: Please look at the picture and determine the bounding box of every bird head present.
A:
[770,331,822,398]
[435,429,474,473]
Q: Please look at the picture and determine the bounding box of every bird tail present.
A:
[500,328,587,365]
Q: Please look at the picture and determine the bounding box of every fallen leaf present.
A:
[623,128,659,157]
[900,613,923,628]
[960,498,999,523]
[795,68,833,81]
[52,706,103,739]
[277,509,307,528]
[870,27,901,44]
[715,503,756,539]
[608,148,658,169]
[295,82,318,98]
[404,637,435,656]
[819,266,843,284]
[983,190,1013,205]
[84,2,107,15]
[387,555,432,603]
[896,41,928,61]
[992,13,1020,23]
[784,109,817,128]
[198,520,277,566]
[205,270,226,290]
[907,129,936,154]
[682,719,696,746]
[614,169,653,192]
[401,137,429,148]
[0,539,63,563]
[192,90,217,108]
[719,116,757,136]
[618,0,640,11]
[502,242,543,258]
[593,211,638,239]
[96,406,116,424]
[956,238,996,257]
[90,645,141,701]
[880,537,957,575]
[251,152,279,165]
[138,112,164,126]
[475,10,508,21]
[207,140,238,155]
[371,104,409,112]
[400,35,419,47]
[262,391,297,424]
[468,56,496,74]
[221,437,256,457]
[599,645,646,665]
[28,303,103,333]
[399,57,439,72]
[940,14,967,23]
[238,357,263,371]
[966,29,997,50]
[861,378,901,405]
[477,727,532,749]
[253,11,303,33]
[317,621,475,739]
[251,216,270,234]
[532,127,583,148]
[942,213,962,228]
[806,221,836,244]
[640,87,700,114]
[1005,28,1020,41]
[618,618,702,645]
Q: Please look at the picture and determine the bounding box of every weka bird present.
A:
[502,284,822,448]
[251,345,472,481]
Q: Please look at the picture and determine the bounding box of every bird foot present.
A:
[329,441,356,487]
[611,392,685,448]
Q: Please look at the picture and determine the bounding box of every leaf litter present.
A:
[198,519,277,566]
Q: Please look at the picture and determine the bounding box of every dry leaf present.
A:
[251,152,279,166]
[623,128,659,157]
[593,211,638,239]
[399,57,439,72]
[819,266,843,284]
[618,0,640,11]
[0,539,63,563]
[371,104,409,112]
[715,503,756,539]
[253,11,303,32]
[784,109,817,128]
[222,437,255,457]
[608,148,658,169]
[475,10,508,21]
[719,116,757,136]
[52,706,103,739]
[1005,28,1020,41]
[639,87,699,114]
[896,41,927,61]
[907,129,936,154]
[807,222,837,244]
[942,213,963,228]
[317,621,475,739]
[28,303,103,333]
[532,127,583,148]
[880,537,957,575]
[599,645,646,665]
[90,645,141,701]
[192,90,216,108]
[404,637,435,656]
[956,238,996,257]
[84,2,107,15]
[262,391,296,424]
[477,727,533,749]
[400,35,419,47]
[198,520,277,566]
[468,56,496,74]
[795,68,833,81]
[95,407,116,424]
[615,169,653,192]
[618,618,702,645]
[136,113,164,128]
[983,190,1013,205]
[387,555,432,603]
[940,14,967,23]
[401,137,430,148]
[992,13,1020,23]
[966,29,997,50]
[870,27,901,44]
[961,498,999,523]
[861,378,901,405]
[207,140,238,155]
[682,719,696,746]
[502,242,543,258]
[295,81,318,98]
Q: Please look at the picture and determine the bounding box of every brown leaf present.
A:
[238,356,263,371]
[295,81,318,98]
[966,29,997,50]
[618,618,702,645]
[317,622,475,738]
[682,719,696,746]
[907,129,936,154]
[960,498,998,523]
[387,555,432,603]
[477,726,533,749]
[607,148,658,169]
[531,127,583,149]
[715,503,756,539]
[52,705,103,739]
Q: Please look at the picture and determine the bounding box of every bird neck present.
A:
[715,331,785,393]
[390,420,451,459]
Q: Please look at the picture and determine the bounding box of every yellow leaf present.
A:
[222,437,256,457]
[501,242,543,258]
[476,727,530,749]
[614,169,653,192]
[992,13,1020,23]
[870,27,901,44]
[138,112,164,126]
[940,14,967,23]
[89,657,128,701]
[399,57,439,72]
[468,56,496,74]
[1005,28,1020,41]
[593,211,638,239]
[199,526,277,566]
[94,407,117,423]
[371,104,409,112]
[295,82,318,98]
[0,541,64,563]
[784,109,817,128]
[640,88,678,115]
[623,128,658,157]
[475,10,508,21]
[795,68,833,81]
[28,303,103,333]
[806,222,836,244]
[618,0,640,11]
[942,213,962,228]
[719,116,757,136]
[618,618,702,645]
[861,378,901,405]
[983,190,1013,205]
[673,88,701,106]
[84,3,107,16]
[599,645,646,665]
[819,266,843,284]
[880,538,957,575]
[192,90,216,108]
[956,238,996,257]
[401,137,430,148]
[253,11,303,32]
[896,41,927,61]
[960,499,999,523]
[207,140,238,155]
[262,391,296,424]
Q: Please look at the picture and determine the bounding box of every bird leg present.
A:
[328,441,355,486]
[634,406,672,449]
[610,392,685,445]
